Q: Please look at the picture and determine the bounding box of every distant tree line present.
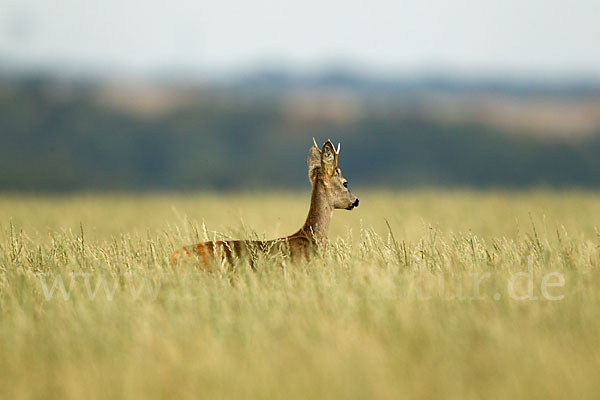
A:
[1,78,599,191]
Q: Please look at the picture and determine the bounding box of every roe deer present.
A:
[170,139,359,268]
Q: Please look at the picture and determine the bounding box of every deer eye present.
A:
[343,181,348,188]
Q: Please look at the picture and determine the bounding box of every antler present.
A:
[336,142,341,155]
[312,137,321,152]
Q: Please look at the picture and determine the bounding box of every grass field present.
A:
[1,190,600,399]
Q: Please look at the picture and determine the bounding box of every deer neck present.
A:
[299,182,333,246]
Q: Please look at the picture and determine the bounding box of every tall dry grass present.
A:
[1,190,599,399]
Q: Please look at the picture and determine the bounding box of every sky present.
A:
[0,0,599,78]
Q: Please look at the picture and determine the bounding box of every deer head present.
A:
[307,138,359,210]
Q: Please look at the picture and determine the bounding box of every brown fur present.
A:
[171,139,358,269]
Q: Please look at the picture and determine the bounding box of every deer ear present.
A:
[320,140,338,176]
[307,138,321,184]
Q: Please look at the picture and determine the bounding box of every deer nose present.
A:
[353,198,359,208]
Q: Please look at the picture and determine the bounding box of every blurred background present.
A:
[1,0,600,191]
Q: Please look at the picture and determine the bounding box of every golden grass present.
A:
[1,190,599,399]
